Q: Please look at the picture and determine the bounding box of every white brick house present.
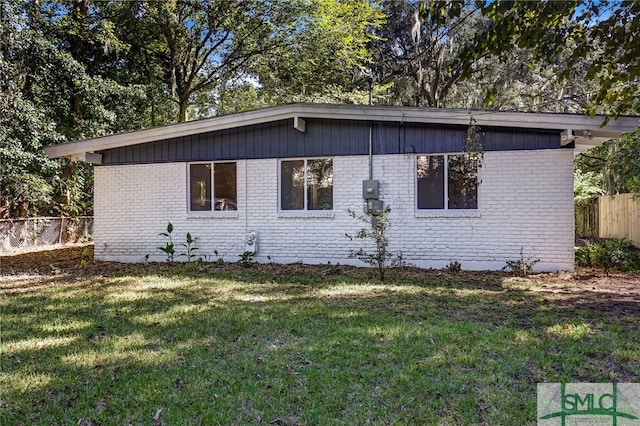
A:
[46,104,638,271]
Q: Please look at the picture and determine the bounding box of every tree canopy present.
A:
[1,0,638,218]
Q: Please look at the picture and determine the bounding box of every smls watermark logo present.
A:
[538,383,640,425]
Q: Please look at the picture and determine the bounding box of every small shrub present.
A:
[503,248,540,277]
[79,247,91,269]
[576,238,640,274]
[574,246,590,267]
[444,261,462,274]
[326,261,342,275]
[209,250,223,263]
[238,251,254,267]
[345,206,403,281]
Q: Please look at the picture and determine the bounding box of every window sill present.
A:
[278,211,335,219]
[187,212,239,219]
[415,210,481,218]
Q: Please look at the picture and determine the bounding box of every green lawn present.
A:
[1,263,638,425]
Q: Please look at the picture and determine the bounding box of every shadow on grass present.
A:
[1,264,639,425]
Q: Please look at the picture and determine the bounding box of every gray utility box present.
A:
[367,199,384,212]
[362,180,380,199]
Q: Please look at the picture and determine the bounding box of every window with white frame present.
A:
[417,154,478,210]
[280,158,333,210]
[189,162,237,212]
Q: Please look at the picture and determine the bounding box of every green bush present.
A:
[575,238,640,273]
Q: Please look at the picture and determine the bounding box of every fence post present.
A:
[59,217,64,245]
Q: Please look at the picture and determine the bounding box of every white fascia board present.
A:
[295,104,639,132]
[44,103,639,159]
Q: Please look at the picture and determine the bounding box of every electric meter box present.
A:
[368,199,384,211]
[362,180,380,199]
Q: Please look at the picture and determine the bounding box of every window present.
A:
[417,154,477,210]
[189,162,237,212]
[280,158,333,210]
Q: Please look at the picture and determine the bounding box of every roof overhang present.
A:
[45,103,639,161]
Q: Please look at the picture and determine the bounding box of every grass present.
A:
[1,263,639,425]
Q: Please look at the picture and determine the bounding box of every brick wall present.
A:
[94,149,574,271]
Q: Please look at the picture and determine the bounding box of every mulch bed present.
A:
[2,244,639,306]
[0,244,94,274]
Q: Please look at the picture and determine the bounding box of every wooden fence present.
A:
[576,194,640,246]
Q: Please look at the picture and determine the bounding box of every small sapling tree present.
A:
[345,206,403,281]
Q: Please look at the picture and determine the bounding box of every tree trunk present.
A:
[179,100,188,122]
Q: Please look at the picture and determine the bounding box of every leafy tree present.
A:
[0,75,63,218]
[116,0,296,122]
[0,0,149,217]
[369,1,593,112]
[573,1,640,117]
[576,128,640,195]
[449,48,598,113]
[573,169,604,201]
[1,2,62,218]
[252,0,385,106]
[372,0,495,107]
[423,0,639,117]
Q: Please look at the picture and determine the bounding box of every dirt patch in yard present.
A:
[0,244,94,274]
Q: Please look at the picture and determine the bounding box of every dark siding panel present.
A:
[173,137,181,161]
[271,123,280,157]
[98,119,562,165]
[408,125,421,152]
[255,124,264,158]
[328,121,340,157]
[479,129,559,151]
[298,123,308,157]
[260,123,268,158]
[162,140,170,161]
[131,144,140,161]
[236,128,245,159]
[267,124,275,158]
[267,123,275,158]
[410,125,440,153]
[237,127,246,160]
[205,132,214,160]
[434,127,446,152]
[348,122,358,155]
[375,122,398,154]
[275,122,285,158]
[329,121,339,156]
[500,131,515,150]
[196,134,206,158]
[484,131,500,150]
[244,127,255,159]
[214,131,223,159]
[167,138,175,161]
[306,119,321,157]
[219,129,230,160]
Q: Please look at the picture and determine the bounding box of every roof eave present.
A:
[44,104,639,159]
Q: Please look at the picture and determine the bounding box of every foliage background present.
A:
[1,0,638,218]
